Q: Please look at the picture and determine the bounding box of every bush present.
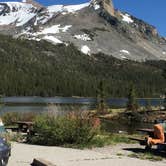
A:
[2,112,21,126]
[2,112,37,126]
[0,132,25,143]
[29,112,100,146]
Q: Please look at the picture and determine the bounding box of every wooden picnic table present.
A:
[129,128,166,151]
[137,128,166,139]
[13,121,34,133]
[137,128,154,133]
[5,126,20,132]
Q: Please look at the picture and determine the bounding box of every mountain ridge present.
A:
[0,0,165,61]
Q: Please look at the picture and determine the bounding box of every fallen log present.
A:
[31,158,56,166]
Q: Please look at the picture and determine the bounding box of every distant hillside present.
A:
[0,35,165,97]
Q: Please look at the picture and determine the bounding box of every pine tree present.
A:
[164,92,166,110]
[96,80,108,114]
[163,68,166,79]
[145,99,152,111]
[127,85,139,111]
[163,69,166,110]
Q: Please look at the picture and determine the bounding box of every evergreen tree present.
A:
[145,99,152,111]
[163,68,166,79]
[163,69,166,110]
[127,85,139,111]
[164,92,166,110]
[97,80,108,114]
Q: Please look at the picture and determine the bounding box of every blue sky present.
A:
[1,0,165,36]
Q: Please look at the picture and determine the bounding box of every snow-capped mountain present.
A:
[0,0,166,61]
[0,2,37,26]
[0,1,90,27]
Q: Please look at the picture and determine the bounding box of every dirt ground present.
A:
[8,142,166,166]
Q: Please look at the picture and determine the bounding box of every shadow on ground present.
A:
[123,147,166,158]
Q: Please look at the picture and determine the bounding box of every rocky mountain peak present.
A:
[102,0,115,16]
[22,0,44,9]
[91,0,115,16]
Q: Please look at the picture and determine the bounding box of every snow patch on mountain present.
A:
[34,12,54,25]
[47,2,90,14]
[93,4,100,10]
[17,13,36,26]
[5,1,34,11]
[121,13,133,24]
[121,55,127,59]
[63,3,90,13]
[28,36,41,41]
[20,24,72,44]
[120,50,130,54]
[81,45,91,55]
[74,34,91,41]
[47,5,63,13]
[36,24,72,35]
[43,35,63,44]
[90,0,100,10]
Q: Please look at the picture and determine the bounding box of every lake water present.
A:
[0,97,164,133]
[101,119,153,134]
[0,97,164,115]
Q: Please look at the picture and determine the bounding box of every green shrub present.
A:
[29,113,100,146]
[1,133,25,143]
[2,112,21,126]
[64,133,136,149]
[2,112,37,126]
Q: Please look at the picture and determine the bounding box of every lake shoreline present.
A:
[98,109,166,123]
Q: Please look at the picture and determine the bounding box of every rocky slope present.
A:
[0,0,166,61]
